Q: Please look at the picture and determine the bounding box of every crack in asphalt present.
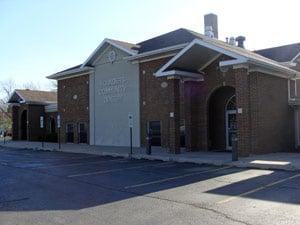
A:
[0,197,30,206]
[0,161,253,225]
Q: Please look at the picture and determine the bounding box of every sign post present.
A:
[40,116,44,148]
[57,115,61,150]
[3,131,5,145]
[128,113,133,158]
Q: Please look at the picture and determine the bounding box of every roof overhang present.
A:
[155,39,300,79]
[47,66,94,80]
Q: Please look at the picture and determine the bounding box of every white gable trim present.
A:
[292,52,300,63]
[155,39,247,77]
[199,53,222,71]
[81,39,138,68]
[219,58,248,68]
[155,38,300,78]
[155,69,204,80]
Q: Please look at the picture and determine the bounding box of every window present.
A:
[66,123,74,143]
[226,95,236,111]
[78,123,87,144]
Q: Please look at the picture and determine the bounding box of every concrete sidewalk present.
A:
[1,140,300,171]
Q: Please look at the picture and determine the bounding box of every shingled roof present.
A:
[137,28,196,53]
[49,28,300,79]
[255,43,300,62]
[8,89,57,104]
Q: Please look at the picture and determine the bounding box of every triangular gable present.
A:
[81,38,139,68]
[92,44,130,66]
[7,90,25,104]
[155,38,300,78]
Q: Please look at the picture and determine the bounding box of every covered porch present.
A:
[154,39,251,157]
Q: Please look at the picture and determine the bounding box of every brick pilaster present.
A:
[11,105,19,140]
[235,68,251,157]
[184,81,201,151]
[168,77,181,154]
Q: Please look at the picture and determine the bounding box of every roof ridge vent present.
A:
[229,37,236,46]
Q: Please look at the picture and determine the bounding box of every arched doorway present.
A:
[20,110,28,140]
[208,86,236,151]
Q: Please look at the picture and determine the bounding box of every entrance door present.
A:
[149,121,161,146]
[226,110,237,150]
[66,124,74,143]
[78,123,87,144]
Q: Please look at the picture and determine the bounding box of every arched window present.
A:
[226,95,236,111]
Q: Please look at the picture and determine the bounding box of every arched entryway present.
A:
[20,110,28,140]
[208,86,236,151]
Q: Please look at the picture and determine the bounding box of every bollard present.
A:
[146,132,152,155]
[232,137,238,161]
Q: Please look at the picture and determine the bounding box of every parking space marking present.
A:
[217,173,300,204]
[36,158,129,169]
[124,166,232,189]
[68,162,174,178]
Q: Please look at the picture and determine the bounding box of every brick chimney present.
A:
[204,13,218,39]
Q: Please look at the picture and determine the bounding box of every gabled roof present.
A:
[81,38,139,68]
[48,28,300,80]
[48,39,140,80]
[8,89,57,104]
[56,64,82,74]
[137,28,197,53]
[255,43,300,62]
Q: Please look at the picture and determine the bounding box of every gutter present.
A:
[47,66,94,80]
[248,59,300,78]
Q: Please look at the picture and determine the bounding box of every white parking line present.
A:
[124,166,233,189]
[217,173,300,204]
[36,158,129,169]
[68,162,174,178]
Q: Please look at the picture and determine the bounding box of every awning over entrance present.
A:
[155,39,300,79]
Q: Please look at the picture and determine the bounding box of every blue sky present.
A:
[0,0,299,89]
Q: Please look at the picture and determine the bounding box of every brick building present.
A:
[48,14,300,156]
[8,89,58,142]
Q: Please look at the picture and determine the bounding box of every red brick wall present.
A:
[139,58,172,148]
[58,75,89,144]
[140,55,295,155]
[249,72,295,154]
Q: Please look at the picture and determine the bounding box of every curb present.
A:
[1,144,299,172]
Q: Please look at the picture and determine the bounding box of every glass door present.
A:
[226,110,237,150]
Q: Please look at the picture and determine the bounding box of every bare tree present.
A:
[0,80,14,133]
[23,81,41,90]
[0,79,16,102]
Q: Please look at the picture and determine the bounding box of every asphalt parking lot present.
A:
[0,146,300,225]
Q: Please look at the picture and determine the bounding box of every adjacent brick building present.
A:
[8,89,58,142]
